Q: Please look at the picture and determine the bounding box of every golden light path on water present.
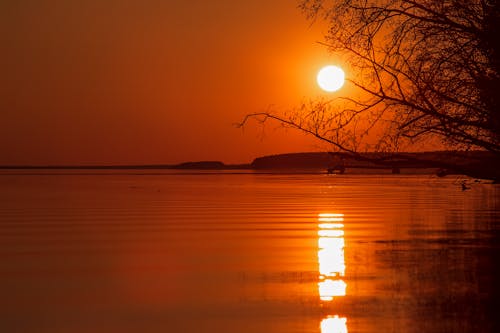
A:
[321,316,348,333]
[318,213,348,333]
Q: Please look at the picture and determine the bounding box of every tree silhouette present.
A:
[240,0,500,180]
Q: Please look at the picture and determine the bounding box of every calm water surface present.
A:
[1,171,499,333]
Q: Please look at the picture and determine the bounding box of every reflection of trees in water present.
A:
[372,191,500,333]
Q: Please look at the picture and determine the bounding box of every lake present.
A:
[1,171,499,333]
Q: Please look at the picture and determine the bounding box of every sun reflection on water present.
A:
[318,213,347,332]
[318,213,346,300]
[321,315,348,333]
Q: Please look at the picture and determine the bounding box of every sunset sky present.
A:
[1,0,342,165]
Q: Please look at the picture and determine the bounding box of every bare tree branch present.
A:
[240,0,500,180]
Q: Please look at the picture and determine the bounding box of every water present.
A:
[1,171,499,333]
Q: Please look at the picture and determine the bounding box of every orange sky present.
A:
[1,0,343,165]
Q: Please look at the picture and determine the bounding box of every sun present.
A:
[317,65,345,92]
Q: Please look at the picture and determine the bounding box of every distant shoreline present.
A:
[0,163,252,170]
[0,151,494,175]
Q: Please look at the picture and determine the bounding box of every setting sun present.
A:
[317,65,345,92]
